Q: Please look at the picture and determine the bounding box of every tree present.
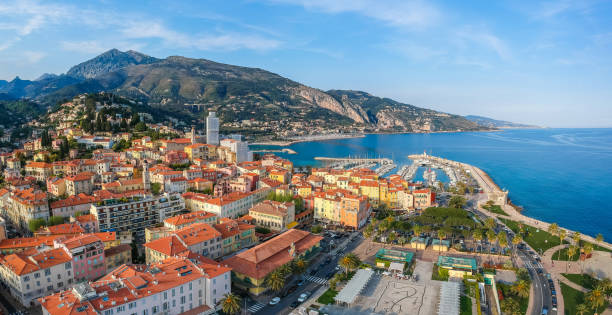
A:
[485,217,496,230]
[576,303,589,315]
[573,231,581,245]
[387,231,397,244]
[437,229,447,254]
[48,216,65,226]
[511,280,530,299]
[221,293,241,315]
[497,232,508,264]
[596,233,604,248]
[412,225,422,237]
[449,195,466,209]
[264,270,285,293]
[501,297,521,315]
[398,236,407,247]
[28,218,46,232]
[512,234,523,264]
[339,253,361,274]
[586,287,606,311]
[548,223,559,243]
[150,182,161,195]
[135,121,147,132]
[559,229,567,258]
[473,229,483,252]
[311,225,323,234]
[487,229,496,262]
[582,243,593,272]
[567,245,577,273]
[292,258,307,276]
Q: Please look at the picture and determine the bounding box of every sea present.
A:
[251,128,612,240]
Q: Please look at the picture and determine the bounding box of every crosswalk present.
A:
[247,302,266,313]
[304,275,327,285]
[523,259,543,270]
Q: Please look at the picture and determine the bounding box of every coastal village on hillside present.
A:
[0,92,609,315]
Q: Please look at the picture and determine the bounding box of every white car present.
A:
[298,292,311,302]
[269,297,281,305]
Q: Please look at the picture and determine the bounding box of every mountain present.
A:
[465,115,539,129]
[2,49,490,134]
[66,49,159,79]
[35,73,59,81]
[0,80,7,89]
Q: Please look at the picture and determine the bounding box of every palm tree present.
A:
[567,245,577,273]
[339,253,361,274]
[292,258,307,276]
[264,269,285,293]
[485,217,496,230]
[398,236,407,247]
[596,233,604,249]
[221,293,241,315]
[387,231,397,244]
[586,287,606,312]
[596,278,612,298]
[412,225,422,238]
[511,280,530,299]
[573,231,581,245]
[497,232,508,264]
[487,229,496,263]
[512,234,523,265]
[473,229,483,252]
[581,243,593,273]
[437,229,447,254]
[558,229,567,260]
[548,223,559,237]
[576,303,589,315]
[501,297,520,315]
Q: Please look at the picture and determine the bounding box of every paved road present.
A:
[246,231,364,314]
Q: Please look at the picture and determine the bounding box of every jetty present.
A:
[314,156,393,169]
[251,148,297,154]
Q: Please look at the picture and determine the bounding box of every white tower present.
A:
[191,125,196,144]
[206,112,219,145]
[142,160,150,191]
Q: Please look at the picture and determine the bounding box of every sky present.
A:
[1,0,611,127]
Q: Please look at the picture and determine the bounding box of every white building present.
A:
[220,139,252,163]
[39,256,231,315]
[206,112,219,145]
[0,248,74,307]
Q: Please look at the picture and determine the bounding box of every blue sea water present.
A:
[251,128,612,240]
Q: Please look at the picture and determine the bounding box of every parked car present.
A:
[269,297,281,305]
[290,301,300,309]
[298,292,311,302]
[541,306,548,315]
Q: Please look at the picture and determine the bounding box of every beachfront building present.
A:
[248,200,295,232]
[39,256,231,315]
[0,248,73,307]
[223,229,323,296]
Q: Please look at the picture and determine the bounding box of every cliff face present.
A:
[290,85,370,124]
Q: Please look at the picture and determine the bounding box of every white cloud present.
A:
[455,27,512,61]
[22,51,46,63]
[60,40,146,54]
[269,0,440,29]
[0,0,69,35]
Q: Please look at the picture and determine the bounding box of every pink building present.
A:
[54,234,106,282]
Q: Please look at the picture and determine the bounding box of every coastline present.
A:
[250,128,501,147]
[467,162,612,251]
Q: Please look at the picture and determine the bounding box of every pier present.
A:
[251,148,297,154]
[408,153,468,187]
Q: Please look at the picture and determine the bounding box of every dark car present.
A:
[551,289,556,296]
[289,301,300,309]
[326,271,336,279]
[297,280,306,286]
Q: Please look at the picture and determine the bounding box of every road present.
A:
[245,231,364,315]
[464,194,557,315]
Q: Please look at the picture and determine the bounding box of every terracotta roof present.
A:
[164,211,217,227]
[38,222,85,235]
[59,234,102,250]
[0,248,71,276]
[213,218,255,239]
[50,193,96,209]
[223,229,322,279]
[174,223,221,246]
[104,244,131,257]
[249,200,292,217]
[143,235,188,256]
[205,191,251,207]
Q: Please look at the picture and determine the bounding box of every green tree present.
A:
[487,229,496,261]
[511,280,530,298]
[500,297,520,315]
[449,195,466,209]
[339,253,361,274]
[437,229,447,254]
[596,233,604,248]
[412,224,422,237]
[485,217,496,230]
[311,225,323,234]
[48,216,65,226]
[586,287,606,311]
[497,232,508,264]
[548,223,559,239]
[221,293,241,315]
[264,270,285,293]
[150,182,161,195]
[28,218,46,232]
[292,258,307,275]
[576,303,589,315]
[135,121,147,132]
[567,245,578,273]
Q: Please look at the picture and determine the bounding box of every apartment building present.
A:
[248,200,295,232]
[54,234,105,282]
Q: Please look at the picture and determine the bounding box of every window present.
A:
[163,302,168,310]
[172,289,175,297]
[180,286,183,294]
[163,292,167,300]
[57,274,61,280]
[65,262,72,269]
[47,285,53,291]
[172,300,176,307]
[45,269,51,276]
[34,273,40,278]
[26,284,30,290]
[189,283,192,290]
[24,276,30,282]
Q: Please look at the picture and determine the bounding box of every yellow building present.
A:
[248,200,295,232]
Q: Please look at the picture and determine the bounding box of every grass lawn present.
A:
[560,282,608,315]
[552,247,580,261]
[497,282,528,314]
[431,264,449,281]
[317,288,338,305]
[460,295,472,315]
[500,218,567,253]
[562,273,600,290]
[482,204,508,216]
